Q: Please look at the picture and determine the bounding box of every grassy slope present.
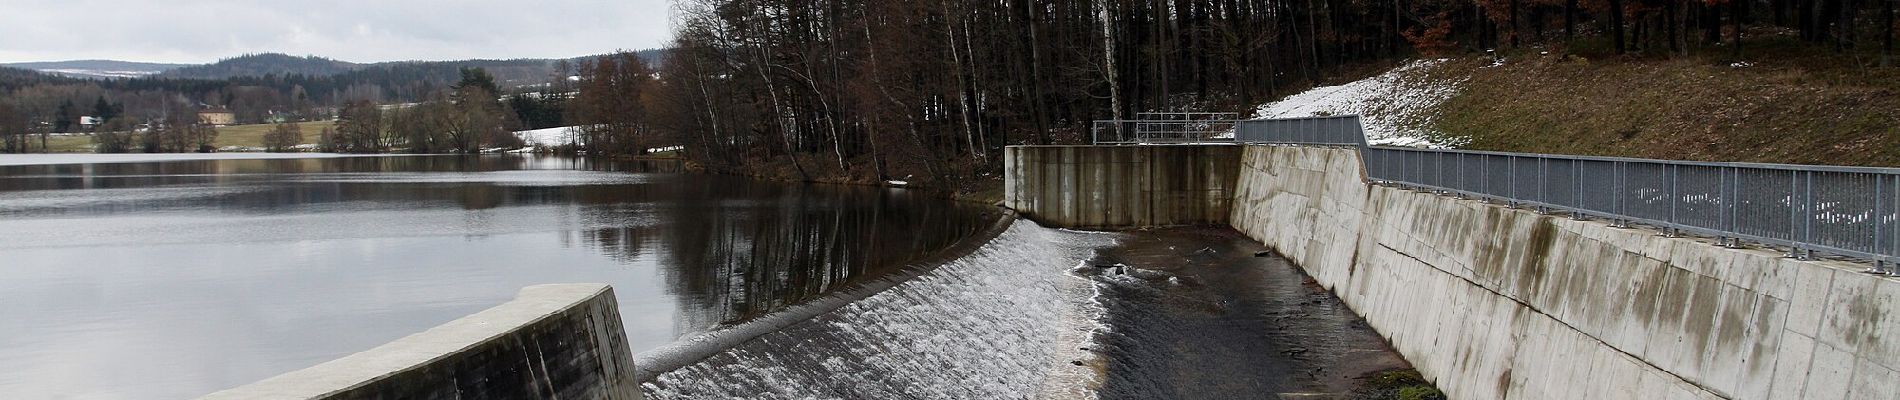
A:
[38,121,335,152]
[1430,39,1900,167]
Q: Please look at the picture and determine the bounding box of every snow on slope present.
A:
[1254,60,1464,147]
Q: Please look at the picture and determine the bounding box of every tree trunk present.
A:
[1734,0,1746,59]
[1027,0,1052,145]
[1099,0,1124,122]
[941,0,978,161]
[1511,0,1522,47]
[1566,0,1578,41]
[1885,0,1895,65]
[1612,0,1628,53]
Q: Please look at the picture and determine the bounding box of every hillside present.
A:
[1430,52,1900,167]
[152,51,667,81]
[0,66,80,91]
[1258,48,1900,168]
[0,60,188,79]
[158,54,359,79]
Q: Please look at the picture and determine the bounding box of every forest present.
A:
[624,0,1896,188]
[3,0,1895,185]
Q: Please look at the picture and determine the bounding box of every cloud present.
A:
[0,0,674,64]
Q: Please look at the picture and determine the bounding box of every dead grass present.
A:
[1431,40,1900,167]
[30,120,336,153]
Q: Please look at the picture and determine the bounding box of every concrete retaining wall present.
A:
[1228,145,1900,400]
[199,284,640,400]
[1004,145,1240,229]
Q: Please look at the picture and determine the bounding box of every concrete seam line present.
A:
[1374,242,1732,399]
[1796,270,1840,394]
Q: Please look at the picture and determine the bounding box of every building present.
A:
[198,108,236,126]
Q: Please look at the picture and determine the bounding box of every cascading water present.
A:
[641,221,1115,399]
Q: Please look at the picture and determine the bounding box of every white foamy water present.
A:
[642,222,1115,399]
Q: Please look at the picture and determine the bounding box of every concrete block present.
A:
[1767,332,1817,400]
[1845,357,1900,400]
[1801,342,1857,400]
[1788,261,1839,339]
[1818,269,1880,353]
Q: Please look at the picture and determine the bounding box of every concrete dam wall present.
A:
[1004,145,1240,229]
[1007,144,1900,400]
[198,284,640,400]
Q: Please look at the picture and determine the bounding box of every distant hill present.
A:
[158,54,361,79]
[146,51,667,87]
[1,60,189,79]
[0,66,80,91]
[0,49,670,96]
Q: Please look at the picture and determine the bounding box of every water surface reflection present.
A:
[0,155,992,399]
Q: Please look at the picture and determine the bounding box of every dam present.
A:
[186,116,1900,399]
[1004,115,1900,399]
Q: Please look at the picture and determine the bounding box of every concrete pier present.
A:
[1007,144,1900,400]
[198,284,640,400]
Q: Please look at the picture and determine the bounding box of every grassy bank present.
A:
[1429,42,1900,167]
[34,120,335,153]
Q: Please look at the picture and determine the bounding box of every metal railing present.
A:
[1091,117,1239,144]
[1362,147,1900,271]
[1235,115,1368,146]
[1088,114,1900,270]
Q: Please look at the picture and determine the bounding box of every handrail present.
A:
[1112,115,1900,272]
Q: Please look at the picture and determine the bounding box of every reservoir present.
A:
[0,155,993,399]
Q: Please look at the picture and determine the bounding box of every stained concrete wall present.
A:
[1228,145,1900,400]
[199,284,640,400]
[1004,145,1240,229]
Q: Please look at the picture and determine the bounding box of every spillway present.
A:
[640,221,1114,399]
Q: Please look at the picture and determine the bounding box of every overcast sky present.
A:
[0,0,675,64]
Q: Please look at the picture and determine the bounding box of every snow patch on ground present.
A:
[514,126,585,148]
[513,126,682,154]
[1254,59,1465,147]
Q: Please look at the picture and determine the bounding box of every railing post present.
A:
[1509,155,1519,208]
[1724,167,1739,248]
[1803,170,1815,260]
[1789,171,1802,258]
[1537,157,1548,213]
[1666,164,1678,237]
[1574,161,1585,220]
[1875,175,1888,274]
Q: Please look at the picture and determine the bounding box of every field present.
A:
[33,121,335,153]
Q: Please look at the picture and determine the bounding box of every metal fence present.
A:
[1091,116,1240,144]
[1235,115,1368,146]
[1086,114,1900,270]
[1090,114,1370,146]
[1362,147,1900,270]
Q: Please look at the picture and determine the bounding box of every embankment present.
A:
[1008,144,1900,400]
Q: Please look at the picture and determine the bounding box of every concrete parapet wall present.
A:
[1004,145,1240,229]
[198,284,639,400]
[1229,144,1900,400]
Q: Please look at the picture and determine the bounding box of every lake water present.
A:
[0,155,994,400]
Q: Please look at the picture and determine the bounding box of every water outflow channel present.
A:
[644,224,1417,399]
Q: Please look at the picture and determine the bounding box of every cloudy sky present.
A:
[0,0,675,64]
